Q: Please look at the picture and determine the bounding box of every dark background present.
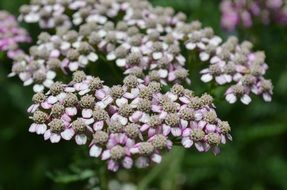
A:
[0,0,287,189]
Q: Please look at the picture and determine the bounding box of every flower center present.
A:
[72,71,86,83]
[32,92,46,104]
[49,119,65,133]
[89,77,103,91]
[171,84,184,95]
[80,95,95,109]
[63,93,78,107]
[108,121,124,133]
[33,110,48,124]
[151,135,167,149]
[207,133,221,145]
[139,142,154,155]
[219,121,231,134]
[190,129,205,141]
[124,124,140,139]
[118,104,133,117]
[179,108,194,120]
[110,145,125,160]
[204,111,218,124]
[72,119,86,133]
[50,82,64,96]
[51,103,65,118]
[93,108,109,121]
[93,131,109,145]
[110,85,124,98]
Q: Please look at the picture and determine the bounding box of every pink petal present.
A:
[101,150,111,160]
[29,123,37,133]
[171,127,182,137]
[195,142,205,152]
[108,160,119,172]
[93,121,104,131]
[122,157,133,169]
[162,124,171,136]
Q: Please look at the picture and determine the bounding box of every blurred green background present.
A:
[1,0,287,189]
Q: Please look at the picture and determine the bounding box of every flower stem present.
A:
[99,165,109,190]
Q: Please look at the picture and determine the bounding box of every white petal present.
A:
[33,84,44,92]
[241,94,251,105]
[69,62,79,71]
[135,157,149,168]
[82,109,93,118]
[225,94,237,104]
[199,52,210,61]
[50,133,61,143]
[116,59,126,67]
[89,145,102,157]
[79,56,89,65]
[36,124,47,134]
[185,42,196,50]
[158,69,168,78]
[201,74,213,83]
[263,93,272,102]
[171,127,181,137]
[47,71,56,79]
[181,137,193,148]
[151,154,162,163]
[61,129,75,140]
[88,53,98,62]
[152,52,163,60]
[75,134,87,145]
[29,124,37,133]
[47,96,57,104]
[116,98,128,107]
[43,80,54,88]
[61,42,71,50]
[107,53,116,60]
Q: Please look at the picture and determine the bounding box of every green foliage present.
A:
[0,0,287,190]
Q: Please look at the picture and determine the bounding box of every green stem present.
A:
[137,148,184,190]
[99,166,108,190]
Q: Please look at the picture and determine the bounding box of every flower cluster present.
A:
[199,36,273,104]
[17,0,192,87]
[12,0,276,173]
[13,0,272,105]
[220,0,287,31]
[28,73,231,171]
[0,11,30,58]
[9,31,98,92]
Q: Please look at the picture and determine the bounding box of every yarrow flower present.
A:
[220,0,287,31]
[5,0,272,173]
[0,11,30,58]
[199,37,273,104]
[27,74,231,171]
[12,0,272,105]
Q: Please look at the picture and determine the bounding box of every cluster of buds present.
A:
[28,73,231,171]
[12,0,272,105]
[9,31,98,92]
[220,0,287,31]
[16,0,191,87]
[199,36,273,104]
[0,11,30,59]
